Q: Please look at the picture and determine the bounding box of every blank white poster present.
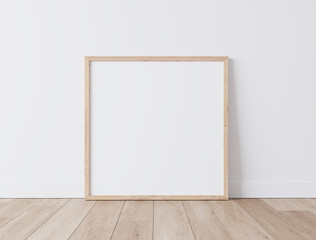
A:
[90,61,224,196]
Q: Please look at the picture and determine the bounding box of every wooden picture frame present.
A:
[85,56,228,200]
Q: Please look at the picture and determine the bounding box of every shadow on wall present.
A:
[228,58,243,198]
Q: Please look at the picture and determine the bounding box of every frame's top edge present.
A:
[85,56,228,61]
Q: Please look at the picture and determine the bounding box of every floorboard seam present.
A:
[66,200,97,240]
[109,201,126,240]
[24,199,71,240]
[182,201,197,240]
[0,199,42,230]
[152,201,155,240]
[235,199,276,240]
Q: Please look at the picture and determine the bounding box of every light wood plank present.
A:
[264,199,316,214]
[0,199,13,209]
[281,210,316,240]
[154,201,195,240]
[208,201,273,240]
[184,201,231,240]
[0,199,40,228]
[0,198,315,240]
[286,199,316,214]
[69,201,124,240]
[0,199,68,240]
[111,201,152,240]
[263,199,303,211]
[283,210,316,231]
[26,199,95,240]
[237,199,316,240]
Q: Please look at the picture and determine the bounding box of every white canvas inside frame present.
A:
[90,61,224,196]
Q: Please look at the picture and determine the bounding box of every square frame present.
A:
[85,56,228,200]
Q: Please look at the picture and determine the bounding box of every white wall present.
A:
[0,0,316,198]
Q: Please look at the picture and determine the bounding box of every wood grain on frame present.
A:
[224,57,229,199]
[85,57,90,198]
[85,56,227,62]
[86,195,229,201]
[85,56,229,200]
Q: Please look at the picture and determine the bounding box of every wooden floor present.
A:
[0,199,316,239]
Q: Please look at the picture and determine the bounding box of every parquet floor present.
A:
[0,199,315,239]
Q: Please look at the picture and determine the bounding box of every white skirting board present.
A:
[1,181,316,198]
[0,182,83,198]
[229,181,316,198]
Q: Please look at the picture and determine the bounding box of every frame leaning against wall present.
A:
[85,56,228,200]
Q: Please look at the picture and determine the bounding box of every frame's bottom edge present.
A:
[85,195,228,201]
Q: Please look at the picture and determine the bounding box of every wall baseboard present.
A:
[0,182,83,198]
[229,181,316,198]
[1,181,316,198]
